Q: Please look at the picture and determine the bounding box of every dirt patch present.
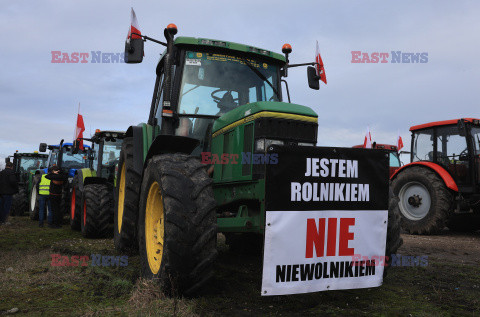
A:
[399,229,480,265]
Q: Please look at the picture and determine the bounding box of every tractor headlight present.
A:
[298,142,315,147]
[255,139,284,151]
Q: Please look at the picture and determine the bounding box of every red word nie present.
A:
[305,218,355,258]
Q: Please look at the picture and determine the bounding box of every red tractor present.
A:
[353,143,401,177]
[391,118,480,234]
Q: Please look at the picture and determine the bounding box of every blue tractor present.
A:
[29,140,91,220]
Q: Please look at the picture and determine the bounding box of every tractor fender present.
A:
[390,162,458,192]
[143,135,199,170]
[84,177,107,187]
[75,168,97,191]
[126,125,145,176]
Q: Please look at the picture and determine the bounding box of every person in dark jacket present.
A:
[0,162,19,224]
[45,166,68,228]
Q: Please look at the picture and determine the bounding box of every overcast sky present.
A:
[1,0,479,168]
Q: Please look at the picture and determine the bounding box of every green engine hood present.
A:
[212,101,318,134]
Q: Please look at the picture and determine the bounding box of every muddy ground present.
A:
[0,217,479,316]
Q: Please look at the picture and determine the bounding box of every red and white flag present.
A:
[397,134,404,151]
[315,41,327,84]
[363,127,373,149]
[127,8,141,41]
[75,113,85,150]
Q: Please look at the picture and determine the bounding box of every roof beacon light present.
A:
[282,43,292,54]
[167,23,177,35]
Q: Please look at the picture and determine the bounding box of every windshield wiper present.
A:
[241,58,280,100]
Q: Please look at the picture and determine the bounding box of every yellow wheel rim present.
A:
[145,181,165,275]
[117,163,126,233]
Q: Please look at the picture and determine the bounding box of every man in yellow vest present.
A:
[38,172,52,227]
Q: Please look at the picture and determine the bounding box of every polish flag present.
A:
[397,134,404,151]
[315,41,327,84]
[75,113,85,150]
[363,127,373,149]
[127,8,141,40]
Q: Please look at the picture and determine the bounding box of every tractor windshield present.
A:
[389,152,401,167]
[61,147,89,170]
[178,51,280,117]
[19,156,47,172]
[97,140,122,182]
[412,128,434,162]
[470,127,480,155]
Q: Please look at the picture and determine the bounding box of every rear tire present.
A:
[392,166,452,234]
[81,184,112,238]
[11,187,28,217]
[29,175,41,220]
[138,154,217,296]
[70,176,82,231]
[114,137,141,252]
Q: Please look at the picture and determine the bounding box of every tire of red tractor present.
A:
[383,192,404,276]
[29,175,41,220]
[391,166,453,234]
[446,214,480,232]
[70,175,82,230]
[114,137,141,252]
[11,187,28,217]
[138,154,217,297]
[81,184,112,238]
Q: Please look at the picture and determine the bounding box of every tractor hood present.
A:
[212,101,318,134]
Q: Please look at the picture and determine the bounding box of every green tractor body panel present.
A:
[79,168,97,181]
[212,101,318,134]
[174,36,286,63]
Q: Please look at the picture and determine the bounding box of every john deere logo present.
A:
[263,63,268,69]
[197,53,203,58]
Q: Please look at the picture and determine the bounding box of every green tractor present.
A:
[115,24,402,295]
[5,152,48,216]
[70,130,125,238]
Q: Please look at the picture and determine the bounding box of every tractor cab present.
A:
[41,142,91,177]
[7,152,48,183]
[89,130,125,184]
[410,118,480,192]
[149,38,292,156]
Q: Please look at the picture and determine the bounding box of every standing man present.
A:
[38,172,52,227]
[45,166,68,228]
[0,162,19,225]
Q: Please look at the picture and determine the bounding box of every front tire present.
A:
[114,137,141,252]
[29,175,41,220]
[392,166,453,234]
[138,154,217,296]
[81,184,112,238]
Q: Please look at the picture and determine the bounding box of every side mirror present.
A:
[307,66,320,90]
[39,143,47,152]
[457,119,466,136]
[125,38,144,63]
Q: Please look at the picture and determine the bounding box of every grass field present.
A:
[0,217,479,316]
